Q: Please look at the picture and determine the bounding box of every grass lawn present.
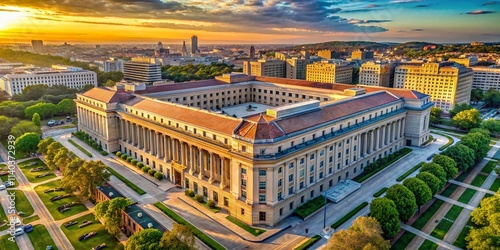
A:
[294,195,328,219]
[295,235,321,250]
[484,193,493,199]
[0,234,19,250]
[331,202,368,229]
[18,158,56,183]
[0,203,8,231]
[373,187,388,197]
[13,190,34,217]
[0,174,19,187]
[411,199,445,230]
[190,197,221,213]
[60,213,123,250]
[226,216,266,236]
[106,167,146,195]
[430,205,464,239]
[27,224,58,250]
[470,174,487,187]
[397,162,424,182]
[440,184,458,198]
[391,231,416,250]
[418,239,438,250]
[457,188,477,204]
[456,171,470,182]
[1,140,29,160]
[68,139,93,158]
[34,180,88,221]
[481,160,497,174]
[453,217,474,249]
[489,178,500,192]
[23,215,40,224]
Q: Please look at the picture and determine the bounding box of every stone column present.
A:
[208,152,215,184]
[220,157,227,189]
[198,149,204,179]
[371,129,376,152]
[189,145,194,175]
[151,130,156,156]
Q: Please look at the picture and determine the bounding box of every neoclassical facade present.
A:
[76,74,432,226]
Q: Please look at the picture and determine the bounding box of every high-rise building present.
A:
[157,42,163,50]
[306,62,353,84]
[394,62,473,113]
[359,61,391,87]
[285,58,307,80]
[250,46,256,60]
[351,49,374,60]
[181,41,188,57]
[102,58,124,72]
[471,67,500,91]
[449,57,478,67]
[317,49,338,60]
[31,40,44,53]
[243,60,286,78]
[301,49,310,60]
[123,61,162,83]
[191,35,198,54]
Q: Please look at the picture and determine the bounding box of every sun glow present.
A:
[0,10,28,30]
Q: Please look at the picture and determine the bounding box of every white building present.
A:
[359,61,391,87]
[0,66,97,96]
[103,59,124,72]
[471,67,500,92]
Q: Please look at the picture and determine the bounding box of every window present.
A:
[259,212,266,221]
[278,179,282,187]
[241,168,247,174]
[288,186,293,195]
[280,208,283,216]
[278,167,282,174]
[259,181,266,189]
[310,190,314,197]
[289,202,294,210]
[242,179,247,187]
[309,176,314,183]
[301,196,304,203]
[259,195,266,202]
[310,154,315,160]
[278,146,282,152]
[259,170,266,176]
[320,150,324,156]
[289,163,294,169]
[241,208,245,215]
[288,174,294,182]
[300,169,304,177]
[242,190,247,198]
[300,158,305,164]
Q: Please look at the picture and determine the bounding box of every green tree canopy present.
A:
[37,137,55,155]
[44,141,64,170]
[24,102,58,119]
[327,216,390,250]
[484,89,500,108]
[369,198,400,239]
[105,79,116,87]
[466,191,500,249]
[449,103,473,118]
[14,132,40,154]
[61,160,110,201]
[0,116,19,140]
[460,132,490,164]
[471,88,484,105]
[57,98,76,115]
[402,177,433,211]
[10,121,41,138]
[385,184,417,222]
[32,113,41,126]
[470,193,500,227]
[430,107,442,125]
[416,172,442,195]
[125,228,163,250]
[420,162,447,188]
[452,109,482,130]
[53,147,77,172]
[160,224,195,250]
[442,144,476,171]
[432,154,458,180]
[482,119,500,136]
[94,197,133,237]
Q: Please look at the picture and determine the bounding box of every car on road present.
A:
[59,120,65,125]
[47,120,57,126]
[24,224,33,233]
[0,171,8,176]
[66,116,72,122]
[4,181,15,187]
[14,228,24,236]
[0,185,5,190]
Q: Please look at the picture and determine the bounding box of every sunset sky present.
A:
[0,0,499,44]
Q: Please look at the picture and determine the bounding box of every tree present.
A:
[402,178,432,212]
[432,154,458,180]
[484,89,500,108]
[0,116,19,140]
[24,102,58,119]
[420,162,447,187]
[160,224,195,250]
[466,218,500,250]
[452,109,482,130]
[61,160,110,201]
[14,132,40,154]
[470,193,500,227]
[471,88,484,105]
[57,99,76,115]
[0,90,8,102]
[482,118,500,136]
[105,79,116,87]
[430,107,442,124]
[32,113,41,126]
[442,144,475,171]
[53,147,77,172]
[416,172,442,195]
[37,137,55,155]
[461,132,490,164]
[385,184,417,222]
[44,141,64,170]
[449,103,473,118]
[369,198,400,239]
[10,121,41,138]
[83,84,95,92]
[94,197,133,237]
[126,228,163,250]
[327,216,390,250]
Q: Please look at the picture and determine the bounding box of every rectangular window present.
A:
[288,186,293,195]
[288,174,294,182]
[259,194,266,202]
[259,170,266,176]
[278,179,282,187]
[241,208,245,215]
[241,168,247,174]
[300,169,304,177]
[259,181,266,189]
[289,163,294,169]
[259,212,266,221]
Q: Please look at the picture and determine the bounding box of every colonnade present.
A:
[359,118,404,157]
[77,106,106,136]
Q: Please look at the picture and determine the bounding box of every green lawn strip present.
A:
[1,140,29,160]
[0,202,8,228]
[0,174,19,187]
[453,217,474,249]
[354,148,413,183]
[431,132,454,151]
[455,171,470,182]
[27,224,58,250]
[373,187,388,197]
[295,235,321,250]
[411,199,445,230]
[430,205,464,240]
[153,202,225,250]
[60,213,123,250]
[397,162,424,182]
[391,231,416,250]
[189,197,221,213]
[489,178,500,192]
[418,239,438,250]
[470,174,487,187]
[430,127,466,135]
[484,193,493,199]
[13,190,34,217]
[18,158,56,183]
[23,215,40,224]
[481,160,497,174]
[68,139,92,157]
[226,216,266,236]
[457,188,477,204]
[0,234,19,250]
[440,184,459,198]
[331,202,368,229]
[294,196,328,219]
[34,180,88,221]
[105,167,146,195]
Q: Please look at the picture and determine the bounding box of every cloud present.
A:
[482,1,498,6]
[415,4,430,7]
[390,0,422,3]
[348,19,391,24]
[366,4,380,8]
[466,10,497,14]
[412,28,425,31]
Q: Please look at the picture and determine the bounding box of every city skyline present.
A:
[0,0,499,44]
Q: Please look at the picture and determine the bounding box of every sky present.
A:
[0,0,499,44]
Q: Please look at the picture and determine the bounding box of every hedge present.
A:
[373,187,388,198]
[353,148,412,183]
[154,172,164,181]
[148,169,157,176]
[68,139,92,157]
[294,196,327,219]
[331,202,368,229]
[142,166,150,173]
[116,152,122,157]
[106,167,146,195]
[396,162,424,181]
[295,235,321,250]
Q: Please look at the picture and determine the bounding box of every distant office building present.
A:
[182,41,188,57]
[351,49,374,60]
[286,58,307,80]
[306,61,353,84]
[449,57,478,67]
[317,49,338,60]
[191,35,198,54]
[394,62,473,113]
[250,46,256,59]
[31,40,44,53]
[359,61,391,87]
[0,66,97,96]
[274,52,289,61]
[301,49,310,60]
[123,61,162,83]
[471,67,500,91]
[471,41,485,46]
[243,60,286,78]
[103,59,124,72]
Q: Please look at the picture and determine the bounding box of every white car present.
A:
[4,181,14,187]
[14,228,24,236]
[0,185,5,190]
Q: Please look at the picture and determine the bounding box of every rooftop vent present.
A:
[266,100,320,118]
[137,212,143,218]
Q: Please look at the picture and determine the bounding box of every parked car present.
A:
[66,116,72,122]
[59,120,65,125]
[47,120,56,126]
[63,221,78,227]
[4,181,15,187]
[0,171,8,176]
[0,185,5,190]
[46,246,53,250]
[92,243,106,250]
[24,224,33,233]
[14,228,24,236]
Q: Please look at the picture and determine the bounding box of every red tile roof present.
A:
[134,79,227,94]
[81,87,132,103]
[235,115,284,140]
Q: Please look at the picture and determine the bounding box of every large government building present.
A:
[76,73,432,226]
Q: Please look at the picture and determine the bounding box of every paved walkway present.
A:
[448,179,496,195]
[434,195,475,210]
[401,224,461,250]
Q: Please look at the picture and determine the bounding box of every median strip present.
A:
[106,167,146,195]
[331,202,368,229]
[68,139,92,157]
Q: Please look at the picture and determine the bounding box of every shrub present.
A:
[207,200,216,209]
[142,166,150,173]
[148,169,157,176]
[195,194,204,203]
[131,159,138,166]
[100,151,108,156]
[154,172,164,181]
[185,189,194,197]
[116,152,122,157]
[126,156,133,162]
[121,154,128,160]
[137,162,144,168]
[91,141,98,148]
